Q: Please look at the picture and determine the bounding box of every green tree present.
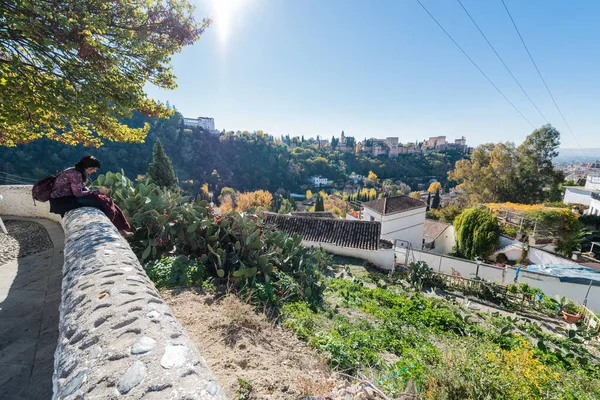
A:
[556,222,588,258]
[431,189,441,209]
[454,207,500,259]
[514,124,564,203]
[315,195,325,212]
[448,142,517,204]
[448,125,564,205]
[148,139,177,189]
[0,0,210,147]
[426,192,431,211]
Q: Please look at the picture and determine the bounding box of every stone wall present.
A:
[0,185,63,223]
[54,207,226,399]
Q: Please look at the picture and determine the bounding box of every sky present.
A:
[144,0,600,148]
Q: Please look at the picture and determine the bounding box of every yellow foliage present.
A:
[306,190,313,199]
[409,191,421,200]
[485,342,559,397]
[427,181,442,193]
[319,190,329,200]
[219,194,235,213]
[201,183,209,197]
[369,188,377,199]
[253,190,273,209]
[235,192,255,212]
[488,202,567,213]
[367,171,378,183]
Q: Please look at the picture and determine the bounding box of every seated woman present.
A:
[49,156,134,238]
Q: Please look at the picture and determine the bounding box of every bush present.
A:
[454,207,501,259]
[144,256,205,288]
[496,252,508,264]
[93,171,330,308]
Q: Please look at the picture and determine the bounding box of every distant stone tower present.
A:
[341,130,345,144]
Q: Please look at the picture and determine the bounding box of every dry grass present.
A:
[163,289,345,399]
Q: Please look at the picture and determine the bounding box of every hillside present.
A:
[0,112,465,193]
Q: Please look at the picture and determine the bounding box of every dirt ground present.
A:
[163,289,345,399]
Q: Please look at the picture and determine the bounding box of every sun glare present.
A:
[210,0,250,44]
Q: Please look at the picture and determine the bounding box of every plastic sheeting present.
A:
[525,264,600,285]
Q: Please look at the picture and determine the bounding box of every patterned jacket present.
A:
[50,168,98,198]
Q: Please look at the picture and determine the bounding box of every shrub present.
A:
[496,252,508,264]
[454,207,501,259]
[407,261,432,290]
[93,171,330,308]
[144,256,205,288]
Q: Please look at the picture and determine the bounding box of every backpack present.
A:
[32,175,57,204]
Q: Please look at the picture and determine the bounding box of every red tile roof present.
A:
[263,214,380,250]
[363,195,426,216]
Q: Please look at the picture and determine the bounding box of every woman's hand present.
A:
[99,187,109,195]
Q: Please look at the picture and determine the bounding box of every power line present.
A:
[0,176,33,185]
[0,171,37,182]
[415,0,536,129]
[457,0,548,123]
[500,0,586,152]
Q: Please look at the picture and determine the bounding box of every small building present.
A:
[263,214,394,268]
[563,175,600,215]
[309,176,329,187]
[361,195,426,248]
[183,116,215,131]
[422,219,455,254]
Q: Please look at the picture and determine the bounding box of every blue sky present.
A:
[144,0,600,148]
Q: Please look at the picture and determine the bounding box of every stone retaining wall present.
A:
[54,207,226,399]
[0,185,62,224]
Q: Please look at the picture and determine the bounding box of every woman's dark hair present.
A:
[74,156,101,183]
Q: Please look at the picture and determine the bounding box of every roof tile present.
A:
[263,214,380,250]
[363,195,426,216]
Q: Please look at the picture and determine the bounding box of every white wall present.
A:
[528,247,577,265]
[590,198,600,216]
[430,226,455,255]
[397,247,600,312]
[363,206,425,249]
[304,240,395,269]
[564,187,593,206]
[0,185,62,224]
[585,176,600,190]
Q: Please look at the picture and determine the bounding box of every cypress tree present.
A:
[432,189,441,209]
[148,139,178,189]
[426,192,431,211]
[315,195,325,212]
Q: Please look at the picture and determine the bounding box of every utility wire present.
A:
[457,0,548,123]
[415,0,536,129]
[500,0,586,152]
[0,171,37,182]
[0,176,33,185]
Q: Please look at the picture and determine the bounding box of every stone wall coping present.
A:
[54,207,226,399]
[0,185,63,224]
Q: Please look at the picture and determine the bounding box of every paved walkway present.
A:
[0,218,64,400]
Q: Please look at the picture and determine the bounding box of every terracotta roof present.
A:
[423,219,451,240]
[291,212,338,219]
[263,214,380,250]
[363,195,426,216]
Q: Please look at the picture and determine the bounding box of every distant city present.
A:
[183,116,471,158]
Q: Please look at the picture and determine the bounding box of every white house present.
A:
[362,195,426,249]
[422,219,455,255]
[309,176,329,187]
[590,193,600,216]
[563,175,600,214]
[183,116,215,131]
[263,214,395,269]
